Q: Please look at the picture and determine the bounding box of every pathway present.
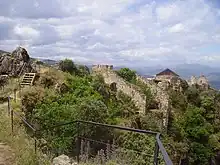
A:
[0,143,15,165]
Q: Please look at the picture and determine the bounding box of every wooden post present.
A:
[7,96,10,116]
[14,89,16,102]
[11,108,14,134]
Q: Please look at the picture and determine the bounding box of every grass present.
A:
[0,103,50,165]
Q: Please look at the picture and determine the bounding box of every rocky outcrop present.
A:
[0,47,35,77]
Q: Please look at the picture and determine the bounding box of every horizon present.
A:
[0,0,220,67]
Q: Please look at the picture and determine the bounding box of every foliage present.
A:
[116,68,136,83]
[18,63,220,164]
[134,79,154,110]
[0,104,50,165]
[59,59,77,74]
[169,90,187,112]
[37,68,65,88]
[185,86,201,106]
[77,65,90,76]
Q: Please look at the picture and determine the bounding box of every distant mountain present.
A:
[39,59,59,65]
[0,50,9,55]
[206,72,220,90]
[132,64,220,90]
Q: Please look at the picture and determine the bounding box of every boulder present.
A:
[53,155,71,165]
[52,155,77,165]
[11,46,30,62]
[0,75,9,89]
[0,47,35,76]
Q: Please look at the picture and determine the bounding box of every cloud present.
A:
[0,0,220,67]
[168,23,185,33]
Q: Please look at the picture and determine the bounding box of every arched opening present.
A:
[110,82,117,92]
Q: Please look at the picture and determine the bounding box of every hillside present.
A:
[1,48,220,164]
[0,50,9,55]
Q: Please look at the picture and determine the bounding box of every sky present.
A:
[0,0,220,67]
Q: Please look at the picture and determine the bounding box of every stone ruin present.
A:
[92,65,171,132]
[92,64,146,114]
[0,46,36,77]
[188,75,209,90]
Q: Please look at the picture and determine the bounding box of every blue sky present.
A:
[0,0,220,67]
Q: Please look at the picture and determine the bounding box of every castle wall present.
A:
[136,74,170,131]
[92,65,171,132]
[188,75,209,90]
[92,65,146,114]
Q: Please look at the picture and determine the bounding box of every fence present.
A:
[7,96,173,165]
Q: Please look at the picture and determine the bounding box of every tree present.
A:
[185,86,201,106]
[77,65,90,76]
[116,68,136,83]
[59,59,77,74]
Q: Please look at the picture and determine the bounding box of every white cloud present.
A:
[156,3,180,21]
[168,23,185,33]
[0,0,220,67]
[14,25,40,39]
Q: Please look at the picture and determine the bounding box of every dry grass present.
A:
[0,103,50,165]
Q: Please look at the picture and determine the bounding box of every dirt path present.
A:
[0,143,14,165]
[0,102,15,165]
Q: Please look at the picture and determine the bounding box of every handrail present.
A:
[39,120,158,135]
[156,134,173,165]
[39,120,173,164]
[8,96,173,164]
[13,110,36,131]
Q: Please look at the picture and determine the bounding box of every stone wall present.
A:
[92,65,146,114]
[136,74,170,131]
[188,75,209,90]
[92,65,170,131]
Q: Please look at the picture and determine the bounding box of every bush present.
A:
[116,68,136,83]
[59,59,77,74]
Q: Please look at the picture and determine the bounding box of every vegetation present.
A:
[3,59,218,164]
[0,102,50,165]
[116,68,136,83]
[167,87,220,164]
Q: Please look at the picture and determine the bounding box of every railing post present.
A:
[154,134,160,165]
[76,121,80,163]
[34,131,37,154]
[7,96,10,116]
[14,89,16,102]
[11,108,14,134]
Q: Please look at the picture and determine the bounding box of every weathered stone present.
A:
[0,75,9,88]
[11,47,30,62]
[55,83,69,93]
[0,47,35,77]
[92,65,171,132]
[92,65,146,114]
[52,155,71,165]
[188,75,209,90]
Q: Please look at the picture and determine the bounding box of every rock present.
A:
[52,155,71,165]
[0,75,9,88]
[11,47,30,62]
[0,47,35,76]
[55,83,69,93]
[52,155,78,165]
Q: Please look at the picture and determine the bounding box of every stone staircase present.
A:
[20,73,36,86]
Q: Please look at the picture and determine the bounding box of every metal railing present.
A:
[7,96,37,154]
[7,96,173,165]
